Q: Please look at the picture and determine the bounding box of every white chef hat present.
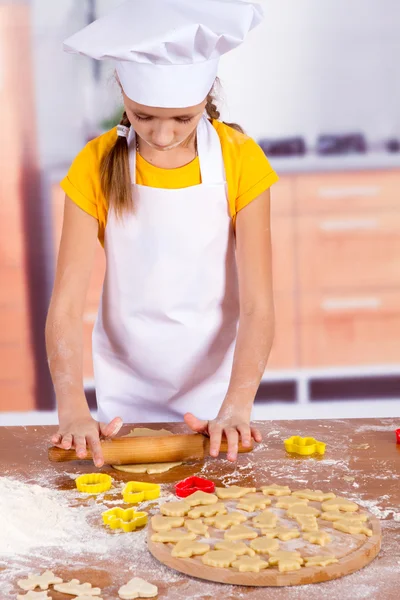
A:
[63,0,263,108]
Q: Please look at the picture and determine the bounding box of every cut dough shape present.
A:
[304,555,339,567]
[287,505,320,518]
[184,491,218,507]
[188,503,227,519]
[295,515,319,532]
[151,515,184,531]
[54,579,101,596]
[263,527,300,541]
[334,519,372,536]
[18,571,63,591]
[215,541,256,557]
[112,428,182,474]
[275,496,309,509]
[252,510,278,529]
[171,540,211,558]
[237,493,272,512]
[320,511,368,523]
[202,550,236,568]
[215,486,257,499]
[303,531,332,546]
[268,551,304,573]
[261,484,291,497]
[292,489,336,502]
[204,511,247,530]
[17,593,51,600]
[184,518,210,537]
[118,577,158,599]
[231,556,269,573]
[151,530,197,543]
[250,537,280,555]
[160,501,190,517]
[224,525,259,541]
[321,498,359,513]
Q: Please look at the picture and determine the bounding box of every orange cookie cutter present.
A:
[284,436,326,456]
[122,481,161,504]
[102,507,148,532]
[75,473,113,494]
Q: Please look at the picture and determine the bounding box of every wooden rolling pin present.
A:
[48,433,253,465]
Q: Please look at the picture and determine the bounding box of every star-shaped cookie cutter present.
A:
[175,476,215,498]
[102,507,148,532]
[284,436,326,456]
[122,481,160,504]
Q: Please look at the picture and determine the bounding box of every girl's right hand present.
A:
[51,415,123,468]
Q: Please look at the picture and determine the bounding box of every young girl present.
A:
[46,0,279,468]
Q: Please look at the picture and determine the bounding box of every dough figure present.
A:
[160,501,190,517]
[250,536,280,555]
[252,510,278,529]
[54,579,101,596]
[18,571,63,591]
[268,551,304,573]
[261,484,291,497]
[292,489,336,502]
[202,550,237,568]
[171,540,211,558]
[118,577,158,599]
[231,556,268,573]
[224,525,259,541]
[188,503,227,519]
[287,505,320,519]
[184,491,218,507]
[215,486,257,499]
[295,515,319,532]
[151,515,184,532]
[215,541,256,557]
[321,498,358,513]
[151,530,197,543]
[112,429,183,474]
[320,511,368,523]
[275,496,309,510]
[334,520,372,536]
[237,493,271,512]
[184,518,210,537]
[263,527,300,541]
[303,531,332,546]
[204,511,247,530]
[304,556,338,567]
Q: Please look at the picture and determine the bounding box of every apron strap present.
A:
[127,116,226,186]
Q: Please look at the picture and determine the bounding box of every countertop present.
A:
[1,418,399,599]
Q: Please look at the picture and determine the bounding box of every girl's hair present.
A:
[100,80,244,217]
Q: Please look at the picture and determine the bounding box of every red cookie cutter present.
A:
[396,429,400,444]
[175,476,215,498]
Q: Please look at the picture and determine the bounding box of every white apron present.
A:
[93,117,239,423]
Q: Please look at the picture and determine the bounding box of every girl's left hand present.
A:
[184,412,262,463]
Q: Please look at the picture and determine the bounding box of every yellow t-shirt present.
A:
[61,120,279,245]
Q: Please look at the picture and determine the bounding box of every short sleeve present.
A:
[235,138,279,213]
[60,143,99,221]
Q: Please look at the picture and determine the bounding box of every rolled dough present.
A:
[111,428,183,474]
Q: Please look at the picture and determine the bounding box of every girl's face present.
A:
[122,91,207,151]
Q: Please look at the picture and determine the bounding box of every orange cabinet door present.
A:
[295,170,400,214]
[297,211,400,291]
[266,293,298,370]
[299,291,400,367]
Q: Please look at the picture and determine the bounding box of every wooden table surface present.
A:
[1,418,399,599]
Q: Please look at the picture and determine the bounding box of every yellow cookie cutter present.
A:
[284,436,326,456]
[75,473,113,494]
[102,507,148,532]
[122,481,161,504]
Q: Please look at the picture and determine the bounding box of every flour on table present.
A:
[111,428,183,474]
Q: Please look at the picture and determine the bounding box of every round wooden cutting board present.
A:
[147,495,381,587]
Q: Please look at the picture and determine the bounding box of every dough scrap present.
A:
[275,496,309,509]
[287,505,320,518]
[184,491,218,507]
[250,536,280,555]
[160,501,190,517]
[188,503,227,519]
[54,579,101,596]
[204,511,247,530]
[215,541,256,557]
[151,515,184,532]
[303,531,332,546]
[171,540,211,558]
[304,555,338,567]
[215,486,257,499]
[202,550,236,568]
[184,518,210,537]
[334,519,372,536]
[268,551,304,573]
[237,493,272,512]
[292,489,336,502]
[252,510,278,529]
[320,511,368,523]
[151,530,197,543]
[321,498,359,513]
[112,428,182,474]
[263,527,300,541]
[18,571,63,591]
[261,484,291,497]
[224,525,259,541]
[295,515,319,532]
[231,556,269,573]
[17,593,51,600]
[118,577,158,599]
